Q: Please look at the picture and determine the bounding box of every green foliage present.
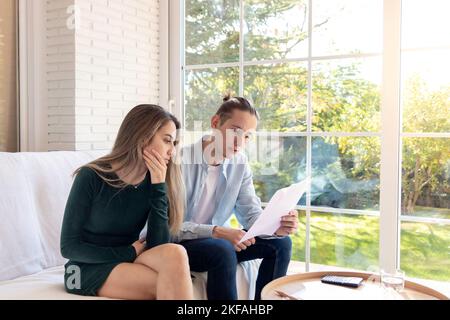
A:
[244,63,308,131]
[185,67,239,131]
[401,77,450,214]
[244,0,308,61]
[312,62,381,132]
[185,0,240,65]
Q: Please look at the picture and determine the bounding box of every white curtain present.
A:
[0,0,18,152]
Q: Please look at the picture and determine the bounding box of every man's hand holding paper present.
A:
[239,177,310,244]
[274,209,299,236]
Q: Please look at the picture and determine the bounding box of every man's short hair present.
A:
[215,93,260,125]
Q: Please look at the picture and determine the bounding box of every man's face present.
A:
[211,109,258,159]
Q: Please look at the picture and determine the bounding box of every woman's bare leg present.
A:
[97,263,158,300]
[135,243,193,300]
[98,243,193,300]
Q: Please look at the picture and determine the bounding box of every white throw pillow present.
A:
[0,154,45,281]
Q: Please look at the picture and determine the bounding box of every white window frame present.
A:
[18,0,48,152]
[160,0,185,125]
[379,0,402,273]
[164,0,450,276]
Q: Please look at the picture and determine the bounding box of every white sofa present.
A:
[0,151,259,300]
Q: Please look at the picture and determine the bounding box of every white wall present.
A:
[46,0,76,151]
[45,0,160,151]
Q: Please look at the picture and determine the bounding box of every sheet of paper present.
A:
[239,177,310,243]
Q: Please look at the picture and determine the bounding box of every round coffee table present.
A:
[261,271,449,300]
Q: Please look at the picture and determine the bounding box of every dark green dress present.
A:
[60,167,170,296]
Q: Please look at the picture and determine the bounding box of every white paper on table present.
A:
[239,177,311,243]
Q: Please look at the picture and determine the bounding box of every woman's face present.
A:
[143,121,177,165]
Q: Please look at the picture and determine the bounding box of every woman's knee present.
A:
[159,243,190,269]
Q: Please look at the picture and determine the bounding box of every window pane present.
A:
[244,0,308,61]
[402,0,450,49]
[249,136,306,203]
[244,62,308,131]
[312,0,383,56]
[401,51,450,133]
[401,138,450,217]
[312,137,380,211]
[312,58,381,132]
[0,0,18,152]
[310,212,379,271]
[185,0,239,65]
[185,67,239,131]
[401,221,450,281]
[291,211,307,266]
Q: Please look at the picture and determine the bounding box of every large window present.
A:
[399,0,450,281]
[179,0,449,282]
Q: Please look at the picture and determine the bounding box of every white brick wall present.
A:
[46,0,160,151]
[46,0,77,151]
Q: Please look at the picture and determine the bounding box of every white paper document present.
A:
[239,177,311,243]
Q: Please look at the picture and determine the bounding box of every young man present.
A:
[174,96,299,300]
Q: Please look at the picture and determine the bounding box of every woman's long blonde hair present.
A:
[74,104,185,234]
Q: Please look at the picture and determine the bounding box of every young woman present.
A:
[60,104,193,300]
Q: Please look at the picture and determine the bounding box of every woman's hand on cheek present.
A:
[143,149,167,184]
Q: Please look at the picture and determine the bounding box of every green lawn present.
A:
[411,206,450,220]
[291,212,450,282]
[231,210,450,282]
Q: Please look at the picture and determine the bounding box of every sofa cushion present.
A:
[0,266,110,300]
[0,151,105,281]
[0,150,261,300]
[0,154,44,281]
[0,263,258,300]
